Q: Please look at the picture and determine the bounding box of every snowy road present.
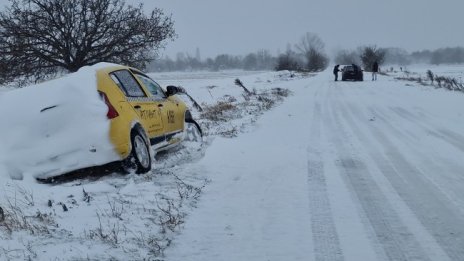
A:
[165,72,464,261]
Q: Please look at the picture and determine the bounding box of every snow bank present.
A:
[0,63,120,181]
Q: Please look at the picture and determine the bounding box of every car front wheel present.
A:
[184,121,203,142]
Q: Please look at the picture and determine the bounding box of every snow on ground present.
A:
[2,65,464,260]
[164,67,464,261]
[0,69,301,260]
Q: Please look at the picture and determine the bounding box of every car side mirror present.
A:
[166,85,185,96]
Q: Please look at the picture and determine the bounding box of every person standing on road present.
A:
[372,61,379,81]
[333,64,340,81]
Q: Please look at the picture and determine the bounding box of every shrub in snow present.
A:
[395,70,464,92]
[275,52,301,71]
[234,78,253,95]
[201,101,238,122]
[0,188,55,236]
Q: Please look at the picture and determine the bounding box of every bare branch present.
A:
[0,0,176,83]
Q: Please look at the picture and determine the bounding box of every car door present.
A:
[133,73,184,136]
[109,70,163,138]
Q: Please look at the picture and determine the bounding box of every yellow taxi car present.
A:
[97,64,198,174]
[0,63,201,181]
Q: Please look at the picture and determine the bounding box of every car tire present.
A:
[184,110,203,142]
[184,120,203,142]
[124,129,152,174]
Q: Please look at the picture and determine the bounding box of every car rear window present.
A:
[110,70,147,97]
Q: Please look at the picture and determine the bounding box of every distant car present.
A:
[0,63,201,181]
[341,64,363,81]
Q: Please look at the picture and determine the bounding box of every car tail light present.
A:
[98,91,119,119]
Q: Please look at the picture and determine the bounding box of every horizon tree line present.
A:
[149,36,464,73]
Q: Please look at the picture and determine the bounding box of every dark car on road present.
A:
[341,64,363,81]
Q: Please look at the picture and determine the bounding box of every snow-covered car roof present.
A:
[0,63,122,181]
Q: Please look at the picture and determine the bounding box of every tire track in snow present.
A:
[369,107,464,210]
[307,101,344,261]
[389,107,464,153]
[323,88,432,261]
[369,106,464,186]
[342,103,464,261]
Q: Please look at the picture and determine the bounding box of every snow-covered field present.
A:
[392,64,464,78]
[2,65,464,260]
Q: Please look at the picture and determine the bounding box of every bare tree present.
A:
[294,32,329,71]
[0,0,176,83]
[295,32,325,55]
[359,45,386,71]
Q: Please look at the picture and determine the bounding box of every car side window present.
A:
[110,70,147,97]
[134,73,167,100]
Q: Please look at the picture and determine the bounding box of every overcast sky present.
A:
[132,0,463,59]
[1,0,462,59]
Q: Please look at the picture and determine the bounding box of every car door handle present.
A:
[134,105,141,109]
